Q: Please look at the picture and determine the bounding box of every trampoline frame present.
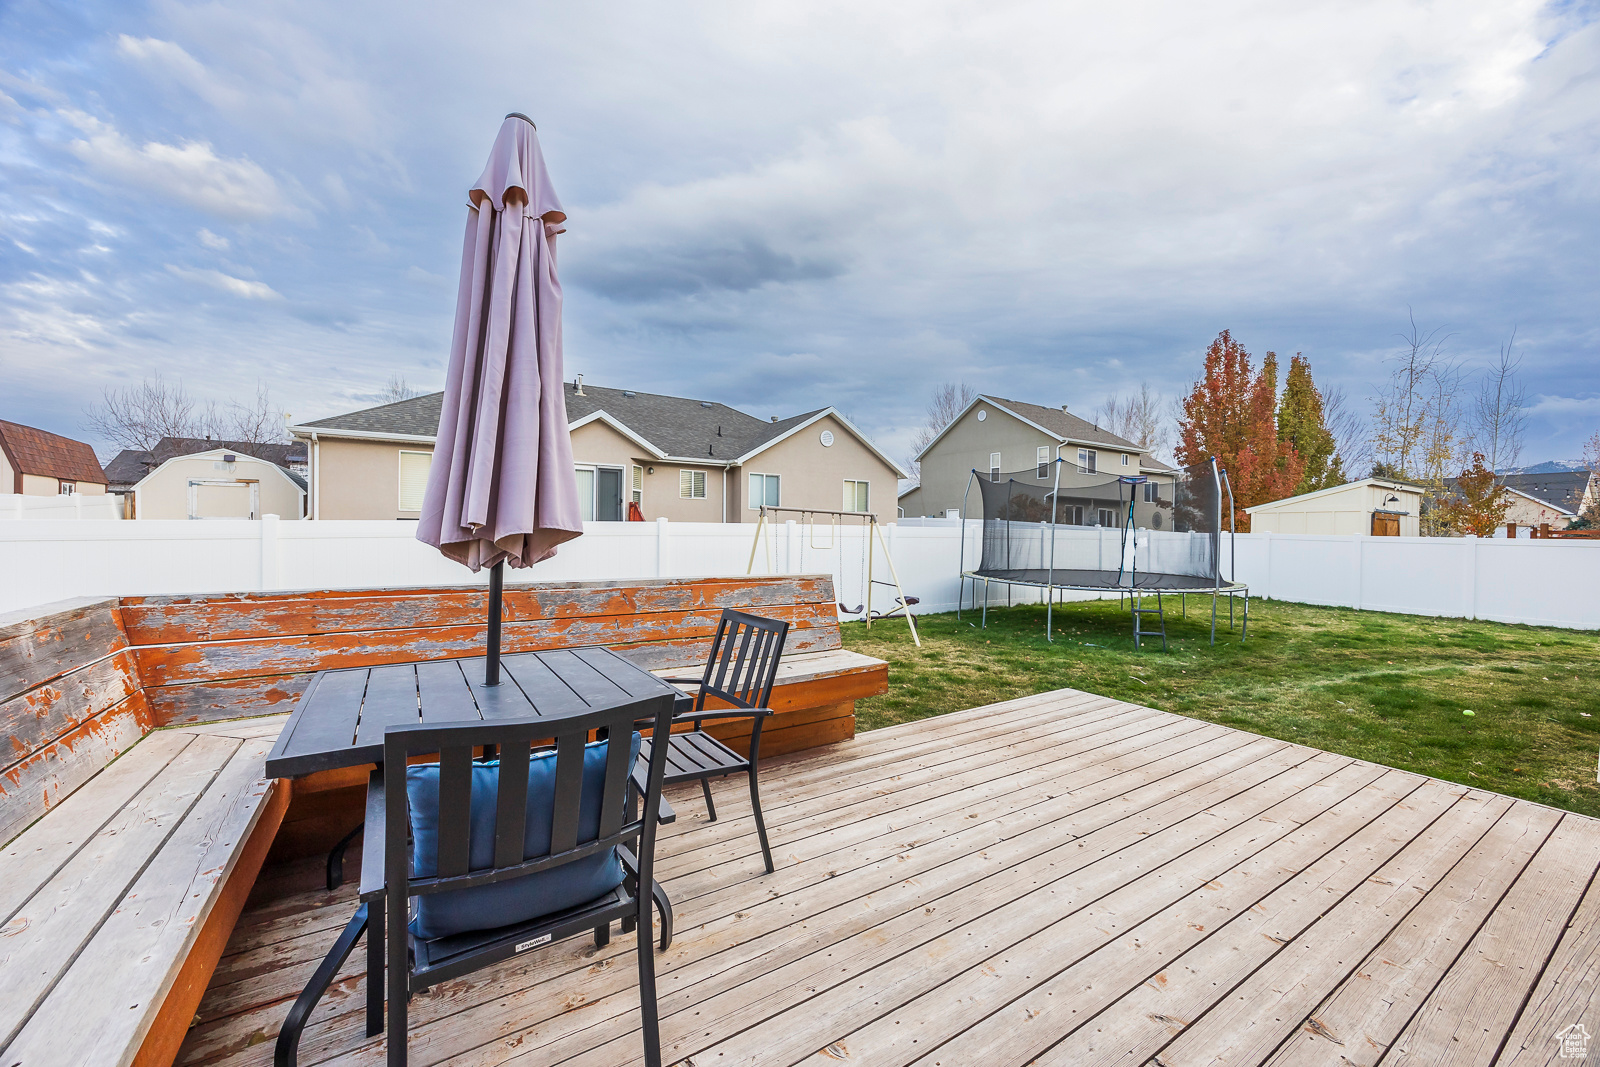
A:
[954,456,1248,648]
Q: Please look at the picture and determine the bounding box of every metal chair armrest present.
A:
[359,770,387,901]
[659,676,703,685]
[673,707,774,723]
[631,759,676,824]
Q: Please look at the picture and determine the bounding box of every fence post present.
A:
[1353,536,1364,611]
[1262,530,1273,600]
[1464,535,1478,620]
[656,516,669,577]
[260,514,280,590]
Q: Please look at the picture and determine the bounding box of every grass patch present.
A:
[841,597,1600,817]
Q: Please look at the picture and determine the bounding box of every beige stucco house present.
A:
[1245,478,1422,537]
[0,420,107,497]
[290,381,905,523]
[126,448,306,520]
[899,394,1177,521]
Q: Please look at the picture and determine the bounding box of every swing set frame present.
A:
[745,505,921,647]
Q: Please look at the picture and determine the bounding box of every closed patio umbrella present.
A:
[417,113,583,684]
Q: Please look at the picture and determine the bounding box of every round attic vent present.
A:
[820,430,834,446]
[977,409,987,421]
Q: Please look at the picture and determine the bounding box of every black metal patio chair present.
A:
[645,608,789,874]
[274,692,677,1067]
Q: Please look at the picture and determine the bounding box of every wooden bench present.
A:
[0,575,881,1065]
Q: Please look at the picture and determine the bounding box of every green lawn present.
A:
[840,597,1600,817]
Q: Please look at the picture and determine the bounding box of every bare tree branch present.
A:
[907,383,977,481]
[381,375,421,404]
[1095,382,1172,462]
[84,375,286,453]
[1320,384,1370,478]
[1469,331,1527,475]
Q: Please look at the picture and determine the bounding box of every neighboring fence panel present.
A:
[0,520,1596,629]
[0,493,123,520]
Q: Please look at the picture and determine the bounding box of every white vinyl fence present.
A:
[0,517,1595,630]
[0,493,123,520]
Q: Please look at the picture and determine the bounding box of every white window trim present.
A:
[679,468,707,499]
[398,449,433,513]
[844,478,870,513]
[748,471,780,510]
[1120,453,1130,466]
[631,465,643,505]
[1077,448,1097,474]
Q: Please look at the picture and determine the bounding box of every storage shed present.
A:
[1245,478,1423,536]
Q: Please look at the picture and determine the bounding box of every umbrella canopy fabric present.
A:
[417,115,583,572]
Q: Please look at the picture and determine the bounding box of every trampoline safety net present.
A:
[968,457,1231,591]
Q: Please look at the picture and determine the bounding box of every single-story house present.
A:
[105,438,308,519]
[0,420,108,496]
[289,379,906,522]
[1496,471,1596,531]
[898,394,1177,522]
[1245,478,1424,537]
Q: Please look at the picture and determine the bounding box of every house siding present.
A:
[736,415,901,523]
[312,438,424,520]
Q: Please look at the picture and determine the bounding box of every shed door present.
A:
[1371,512,1400,536]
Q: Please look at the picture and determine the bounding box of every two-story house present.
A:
[289,380,905,522]
[899,394,1176,520]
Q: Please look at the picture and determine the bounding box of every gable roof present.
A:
[291,383,906,475]
[104,437,307,491]
[1496,471,1594,514]
[0,421,107,486]
[913,394,1146,462]
[1244,477,1422,513]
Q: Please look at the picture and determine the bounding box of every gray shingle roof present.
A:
[299,394,444,437]
[984,396,1146,451]
[1497,471,1594,514]
[297,384,836,463]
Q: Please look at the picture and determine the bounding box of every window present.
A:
[989,452,1002,482]
[58,481,75,495]
[1077,448,1097,474]
[1098,508,1115,527]
[577,466,624,520]
[748,473,780,510]
[398,450,432,512]
[631,465,643,506]
[679,469,707,499]
[1061,505,1084,526]
[1036,446,1050,479]
[844,479,870,513]
[1143,481,1159,503]
[1120,453,1130,466]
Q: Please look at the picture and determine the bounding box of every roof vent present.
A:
[1061,404,1069,413]
[623,391,635,398]
[700,401,713,408]
[574,374,585,396]
[771,416,778,423]
[223,454,237,463]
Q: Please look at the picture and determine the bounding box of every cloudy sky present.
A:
[2,0,1597,469]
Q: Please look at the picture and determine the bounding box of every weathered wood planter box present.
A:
[0,574,882,1067]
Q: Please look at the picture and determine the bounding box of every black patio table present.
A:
[265,645,693,779]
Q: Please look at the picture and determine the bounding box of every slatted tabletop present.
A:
[264,646,688,778]
[188,687,1600,1067]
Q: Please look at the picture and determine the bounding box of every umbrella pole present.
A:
[486,560,504,686]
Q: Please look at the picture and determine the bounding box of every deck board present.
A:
[175,687,1600,1067]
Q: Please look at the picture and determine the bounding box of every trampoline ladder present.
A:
[1131,590,1168,652]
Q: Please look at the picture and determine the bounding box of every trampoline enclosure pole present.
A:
[1046,458,1061,641]
[958,471,974,623]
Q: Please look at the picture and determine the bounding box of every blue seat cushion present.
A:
[405,732,641,941]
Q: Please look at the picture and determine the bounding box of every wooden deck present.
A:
[178,688,1600,1067]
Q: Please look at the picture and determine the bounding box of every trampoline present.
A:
[956,457,1248,649]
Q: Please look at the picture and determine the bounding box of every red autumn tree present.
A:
[1436,452,1509,537]
[1177,331,1304,530]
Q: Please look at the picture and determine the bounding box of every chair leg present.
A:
[594,922,611,948]
[701,777,717,821]
[327,821,365,892]
[747,768,774,874]
[276,904,369,1067]
[366,897,384,1037]
[652,878,673,952]
[635,883,663,1067]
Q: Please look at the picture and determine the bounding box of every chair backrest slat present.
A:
[436,745,474,877]
[598,726,633,838]
[549,733,586,855]
[492,739,531,869]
